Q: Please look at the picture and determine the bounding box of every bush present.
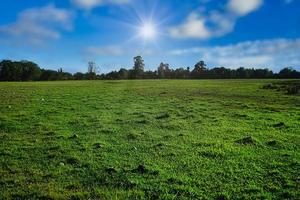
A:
[286,85,299,95]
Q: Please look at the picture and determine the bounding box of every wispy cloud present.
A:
[85,46,124,56]
[71,0,129,10]
[168,38,300,70]
[0,4,74,45]
[84,45,156,57]
[169,0,263,39]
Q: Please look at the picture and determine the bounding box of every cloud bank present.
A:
[84,38,300,71]
[169,38,300,70]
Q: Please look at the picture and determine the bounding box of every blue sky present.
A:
[0,0,299,73]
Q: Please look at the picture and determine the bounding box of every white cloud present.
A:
[228,0,263,16]
[0,4,74,45]
[170,13,211,39]
[169,0,263,39]
[168,38,300,70]
[71,0,129,10]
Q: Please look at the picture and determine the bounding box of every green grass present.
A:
[0,80,299,200]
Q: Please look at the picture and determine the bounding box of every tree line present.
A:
[1,56,300,81]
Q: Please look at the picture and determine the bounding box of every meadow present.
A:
[0,80,299,200]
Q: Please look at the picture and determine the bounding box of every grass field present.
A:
[0,80,299,200]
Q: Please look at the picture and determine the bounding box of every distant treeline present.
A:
[1,57,300,81]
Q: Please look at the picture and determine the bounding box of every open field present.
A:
[0,80,299,199]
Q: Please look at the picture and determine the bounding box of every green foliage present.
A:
[278,67,300,79]
[1,59,300,81]
[0,60,41,81]
[0,80,299,199]
[132,56,145,79]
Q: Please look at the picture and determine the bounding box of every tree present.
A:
[73,72,85,80]
[87,61,97,80]
[118,68,129,79]
[174,67,190,79]
[21,61,41,81]
[157,62,170,79]
[254,68,273,79]
[132,56,145,79]
[2,58,300,81]
[278,67,300,79]
[88,61,97,74]
[0,60,20,81]
[40,69,59,81]
[0,60,41,81]
[143,70,157,79]
[208,67,231,79]
[192,60,207,79]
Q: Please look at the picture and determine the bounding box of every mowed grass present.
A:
[0,80,299,200]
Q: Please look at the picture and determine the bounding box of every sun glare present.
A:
[139,23,157,40]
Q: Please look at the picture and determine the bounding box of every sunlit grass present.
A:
[0,80,299,199]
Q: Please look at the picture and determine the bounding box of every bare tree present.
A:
[88,61,97,74]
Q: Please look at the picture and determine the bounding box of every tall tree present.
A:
[157,62,170,79]
[192,60,207,79]
[133,56,145,79]
[87,61,97,80]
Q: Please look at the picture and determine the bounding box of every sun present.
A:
[139,22,157,40]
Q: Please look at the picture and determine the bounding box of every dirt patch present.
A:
[199,151,226,159]
[266,140,281,148]
[127,133,142,140]
[235,136,257,145]
[156,113,170,120]
[69,134,79,139]
[136,119,148,124]
[273,122,286,128]
[93,143,103,149]
[132,165,159,175]
[105,167,118,175]
[66,157,80,165]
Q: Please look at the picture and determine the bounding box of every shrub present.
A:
[286,85,299,95]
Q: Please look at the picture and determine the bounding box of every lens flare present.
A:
[139,22,157,40]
